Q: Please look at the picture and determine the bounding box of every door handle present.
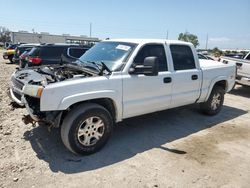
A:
[163,77,172,83]
[191,75,198,80]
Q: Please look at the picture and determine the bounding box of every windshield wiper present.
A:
[86,61,112,76]
[74,59,112,76]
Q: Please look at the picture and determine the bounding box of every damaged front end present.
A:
[21,83,64,128]
[22,96,63,127]
[21,64,97,127]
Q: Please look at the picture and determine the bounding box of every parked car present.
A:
[2,44,20,62]
[23,43,90,68]
[219,52,250,86]
[13,43,40,64]
[14,39,235,155]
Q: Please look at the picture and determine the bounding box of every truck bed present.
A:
[198,59,235,102]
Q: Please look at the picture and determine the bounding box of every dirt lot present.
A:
[0,50,250,188]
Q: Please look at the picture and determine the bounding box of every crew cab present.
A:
[16,39,235,155]
[219,52,250,86]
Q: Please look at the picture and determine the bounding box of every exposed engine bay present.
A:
[14,64,97,86]
[35,64,96,83]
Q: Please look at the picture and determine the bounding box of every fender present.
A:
[205,76,228,101]
[59,90,118,109]
[43,89,123,122]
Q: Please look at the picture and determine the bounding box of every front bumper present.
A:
[9,87,24,106]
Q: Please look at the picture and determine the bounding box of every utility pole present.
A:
[89,22,92,38]
[205,34,208,50]
[166,30,169,39]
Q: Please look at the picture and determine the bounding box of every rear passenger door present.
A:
[169,45,202,108]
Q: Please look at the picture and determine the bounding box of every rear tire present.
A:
[61,103,113,155]
[20,61,26,68]
[200,86,225,115]
[8,55,14,63]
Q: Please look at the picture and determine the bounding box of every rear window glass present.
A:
[29,47,40,56]
[69,48,88,58]
[7,44,18,49]
[19,47,32,54]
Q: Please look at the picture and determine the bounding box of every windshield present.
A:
[79,41,137,71]
[7,44,17,50]
[198,53,207,59]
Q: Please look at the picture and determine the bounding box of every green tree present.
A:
[178,32,199,48]
[212,47,222,57]
[0,26,11,43]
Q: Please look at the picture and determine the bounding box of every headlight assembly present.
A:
[22,85,44,98]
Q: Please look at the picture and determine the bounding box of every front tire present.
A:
[200,86,225,115]
[61,103,113,155]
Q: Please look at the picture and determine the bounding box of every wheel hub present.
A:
[77,116,105,146]
[211,93,221,110]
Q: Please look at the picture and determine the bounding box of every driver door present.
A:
[122,43,172,119]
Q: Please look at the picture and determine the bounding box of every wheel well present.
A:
[214,80,227,91]
[59,98,117,127]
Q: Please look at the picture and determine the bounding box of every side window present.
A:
[41,47,64,58]
[69,48,88,58]
[170,45,196,70]
[134,44,168,71]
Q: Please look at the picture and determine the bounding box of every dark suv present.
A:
[22,43,90,68]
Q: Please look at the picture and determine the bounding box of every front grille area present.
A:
[11,76,24,90]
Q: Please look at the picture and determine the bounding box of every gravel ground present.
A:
[0,49,250,188]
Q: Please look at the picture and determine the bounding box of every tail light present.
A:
[29,57,42,65]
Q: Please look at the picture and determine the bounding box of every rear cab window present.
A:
[170,45,196,70]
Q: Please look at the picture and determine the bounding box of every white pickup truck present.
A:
[16,39,235,155]
[219,52,250,86]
